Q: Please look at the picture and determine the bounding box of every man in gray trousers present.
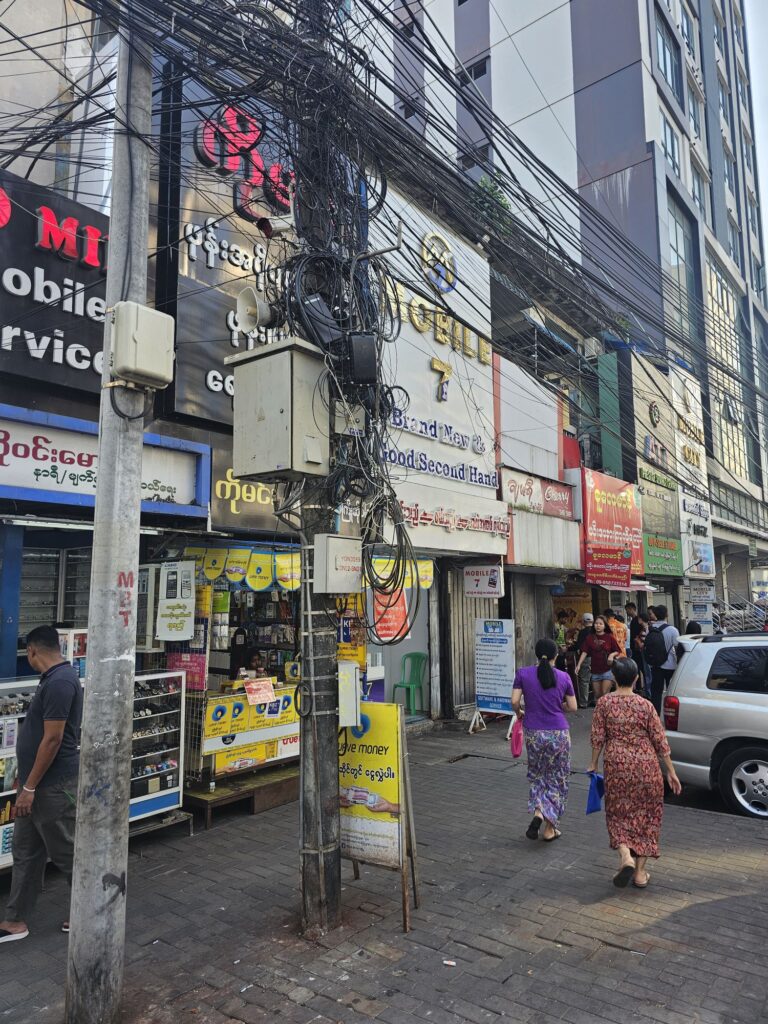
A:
[0,625,82,942]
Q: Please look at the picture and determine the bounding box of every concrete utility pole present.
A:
[65,18,153,1024]
[296,0,342,936]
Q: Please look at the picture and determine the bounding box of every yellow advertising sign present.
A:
[337,594,367,669]
[224,548,251,585]
[275,551,301,591]
[339,703,404,869]
[245,550,274,591]
[195,584,213,618]
[202,683,299,754]
[214,732,300,774]
[184,546,206,574]
[416,560,434,590]
[202,548,228,581]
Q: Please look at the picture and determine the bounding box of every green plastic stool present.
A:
[392,652,428,714]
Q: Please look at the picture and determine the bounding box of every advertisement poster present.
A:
[214,732,299,774]
[585,545,633,589]
[582,468,644,575]
[155,561,195,641]
[337,594,367,669]
[339,702,404,869]
[166,651,207,690]
[202,683,299,754]
[244,678,276,706]
[475,619,515,714]
[373,589,410,642]
[463,564,504,597]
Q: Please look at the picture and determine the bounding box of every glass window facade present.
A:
[661,113,680,175]
[667,193,698,348]
[681,6,696,58]
[656,13,683,101]
[705,255,757,482]
[688,87,701,138]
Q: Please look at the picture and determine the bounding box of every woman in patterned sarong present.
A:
[590,657,682,888]
[512,638,578,842]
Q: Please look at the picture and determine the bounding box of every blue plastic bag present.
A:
[586,771,605,814]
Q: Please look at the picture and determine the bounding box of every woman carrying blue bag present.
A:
[589,658,681,889]
[512,638,578,842]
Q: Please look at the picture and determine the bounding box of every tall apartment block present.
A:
[391,0,768,606]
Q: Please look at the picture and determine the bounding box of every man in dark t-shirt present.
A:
[0,626,82,943]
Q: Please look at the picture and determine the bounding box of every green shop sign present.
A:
[643,534,683,576]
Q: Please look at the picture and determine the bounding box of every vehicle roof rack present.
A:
[702,631,768,642]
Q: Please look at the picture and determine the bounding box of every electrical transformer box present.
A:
[226,337,330,480]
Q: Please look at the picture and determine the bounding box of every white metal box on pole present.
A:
[226,337,330,480]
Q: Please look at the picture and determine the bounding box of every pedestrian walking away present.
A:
[574,615,621,702]
[644,605,679,713]
[570,612,594,708]
[589,658,681,889]
[632,611,651,697]
[0,626,82,943]
[512,638,578,842]
[625,602,638,657]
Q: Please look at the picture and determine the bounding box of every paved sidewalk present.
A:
[2,712,768,1024]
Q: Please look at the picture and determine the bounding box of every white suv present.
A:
[664,632,768,818]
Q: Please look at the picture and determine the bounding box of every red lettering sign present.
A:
[583,469,644,574]
[194,105,294,221]
[585,545,632,589]
[35,205,107,270]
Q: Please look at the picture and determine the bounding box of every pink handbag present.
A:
[510,717,524,758]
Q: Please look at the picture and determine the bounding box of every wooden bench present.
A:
[184,764,299,830]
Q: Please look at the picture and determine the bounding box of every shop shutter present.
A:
[444,568,498,716]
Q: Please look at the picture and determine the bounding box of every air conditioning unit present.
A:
[136,564,163,652]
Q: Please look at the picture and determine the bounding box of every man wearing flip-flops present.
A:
[0,626,82,943]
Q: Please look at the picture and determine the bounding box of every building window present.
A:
[688,86,701,138]
[744,133,753,172]
[457,0,471,5]
[656,11,683,101]
[714,13,725,52]
[753,255,765,301]
[738,72,748,108]
[398,19,416,38]
[691,163,706,217]
[734,11,745,51]
[749,194,758,234]
[723,143,735,192]
[459,142,490,171]
[727,218,741,269]
[681,5,696,59]
[718,78,730,125]
[458,56,488,86]
[667,193,698,342]
[705,255,754,481]
[661,113,680,175]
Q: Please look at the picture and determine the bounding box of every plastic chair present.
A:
[392,652,428,714]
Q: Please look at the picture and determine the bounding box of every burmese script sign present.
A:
[501,468,574,519]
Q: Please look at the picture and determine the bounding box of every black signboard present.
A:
[210,445,292,533]
[0,170,108,393]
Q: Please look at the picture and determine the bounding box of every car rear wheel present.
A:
[718,747,768,818]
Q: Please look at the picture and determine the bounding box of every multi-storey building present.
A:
[391,0,768,611]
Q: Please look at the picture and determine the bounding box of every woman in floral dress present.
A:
[589,658,682,888]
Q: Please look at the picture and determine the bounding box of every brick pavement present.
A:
[1,711,767,1024]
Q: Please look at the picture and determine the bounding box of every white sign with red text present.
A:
[0,418,197,506]
[501,468,574,519]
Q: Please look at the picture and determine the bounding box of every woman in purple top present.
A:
[512,638,578,841]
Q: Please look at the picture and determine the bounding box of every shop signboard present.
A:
[475,618,515,714]
[215,732,299,774]
[463,564,504,597]
[373,589,411,642]
[155,561,195,641]
[0,404,209,516]
[585,544,632,589]
[210,445,291,532]
[370,189,508,556]
[643,535,684,576]
[201,684,299,754]
[337,594,367,669]
[670,367,715,579]
[501,468,574,519]
[689,580,717,603]
[339,702,404,869]
[637,461,680,538]
[0,169,107,395]
[752,570,768,603]
[582,468,644,575]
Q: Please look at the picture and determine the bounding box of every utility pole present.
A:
[65,16,153,1024]
[296,0,342,936]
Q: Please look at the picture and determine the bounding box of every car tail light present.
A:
[663,695,679,731]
